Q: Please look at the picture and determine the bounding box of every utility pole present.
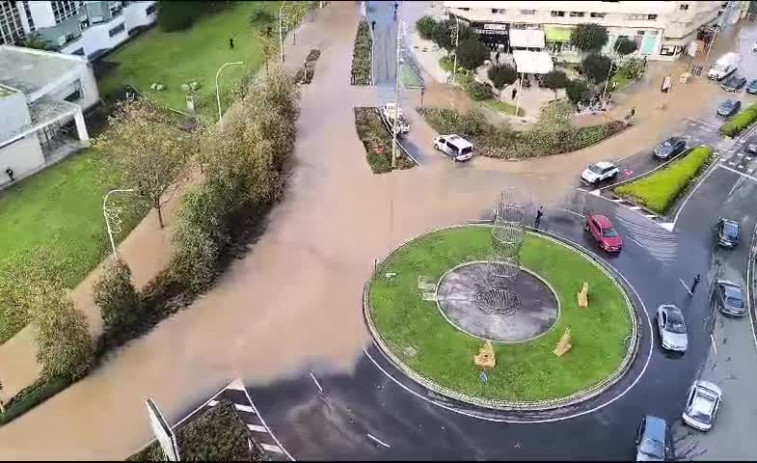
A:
[391,19,403,168]
[279,1,288,63]
[103,188,135,258]
[450,13,460,84]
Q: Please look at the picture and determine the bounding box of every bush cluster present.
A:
[351,20,372,85]
[354,107,415,174]
[720,101,757,137]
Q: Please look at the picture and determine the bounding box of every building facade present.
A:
[0,1,156,60]
[444,1,739,60]
[0,44,98,186]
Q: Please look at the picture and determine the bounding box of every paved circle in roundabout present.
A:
[366,225,640,410]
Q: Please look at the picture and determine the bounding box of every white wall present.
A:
[0,92,31,141]
[26,1,56,28]
[70,17,128,57]
[124,1,157,31]
[0,134,45,186]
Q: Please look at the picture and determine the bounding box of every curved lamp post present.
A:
[103,188,135,258]
[216,61,244,124]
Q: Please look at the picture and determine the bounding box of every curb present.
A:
[362,224,641,412]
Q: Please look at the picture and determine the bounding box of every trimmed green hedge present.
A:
[720,101,757,137]
[351,20,372,85]
[0,376,71,425]
[614,145,713,214]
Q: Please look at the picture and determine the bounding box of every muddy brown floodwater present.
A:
[0,3,728,460]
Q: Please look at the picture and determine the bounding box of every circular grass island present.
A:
[366,226,636,409]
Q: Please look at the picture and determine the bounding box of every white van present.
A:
[708,52,740,80]
[433,134,474,162]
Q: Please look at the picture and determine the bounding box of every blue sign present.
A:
[480,371,488,384]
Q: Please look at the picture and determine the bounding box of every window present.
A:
[625,13,647,21]
[648,14,658,20]
[80,18,89,30]
[551,10,565,17]
[520,9,536,15]
[680,4,689,10]
[146,4,156,15]
[51,1,79,24]
[64,79,83,101]
[22,1,35,32]
[570,11,585,17]
[0,0,26,44]
[636,30,645,36]
[109,23,125,37]
[590,12,606,18]
[459,7,470,11]
[491,8,505,14]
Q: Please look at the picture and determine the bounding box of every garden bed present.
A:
[418,107,625,160]
[613,145,713,214]
[295,48,321,85]
[354,107,415,174]
[351,20,372,85]
[720,101,757,138]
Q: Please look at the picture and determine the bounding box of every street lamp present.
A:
[450,13,460,84]
[103,188,135,258]
[216,61,243,124]
[601,38,625,99]
[279,1,288,63]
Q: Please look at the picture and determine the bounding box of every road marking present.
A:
[309,372,324,393]
[738,164,745,170]
[629,205,641,211]
[560,208,584,218]
[710,334,717,356]
[626,236,645,248]
[367,433,391,448]
[728,161,737,166]
[718,163,757,182]
[234,404,254,413]
[672,162,720,227]
[590,189,601,196]
[261,443,285,454]
[737,152,744,157]
[239,384,295,461]
[248,424,268,433]
[680,279,693,295]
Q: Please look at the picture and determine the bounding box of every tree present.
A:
[464,81,492,101]
[96,99,195,228]
[157,1,205,32]
[570,23,609,53]
[94,259,143,339]
[615,36,638,57]
[566,79,591,105]
[541,70,569,99]
[431,19,476,52]
[455,38,488,70]
[487,64,517,89]
[581,53,612,84]
[416,15,437,40]
[19,33,56,51]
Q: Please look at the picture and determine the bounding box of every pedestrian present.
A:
[630,107,636,118]
[611,80,617,91]
[5,167,13,182]
[511,86,517,100]
[535,205,544,229]
[495,51,501,64]
[420,86,426,105]
[690,273,701,294]
[229,37,234,49]
[371,19,376,31]
[661,75,671,93]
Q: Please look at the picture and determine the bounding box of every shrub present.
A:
[416,15,437,40]
[94,259,143,340]
[614,145,713,213]
[617,57,645,81]
[465,80,493,101]
[720,104,757,137]
[541,70,569,97]
[158,1,207,32]
[351,20,372,85]
[615,36,638,56]
[456,38,489,70]
[248,6,275,25]
[566,79,591,105]
[582,53,612,84]
[0,376,70,425]
[570,23,609,52]
[354,107,414,174]
[488,64,518,89]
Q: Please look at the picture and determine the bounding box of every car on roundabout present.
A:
[715,217,740,248]
[653,137,687,161]
[747,79,757,95]
[635,415,670,461]
[584,214,623,253]
[717,99,742,117]
[714,280,746,317]
[682,380,722,432]
[655,304,688,352]
[721,75,747,92]
[432,134,474,162]
[580,161,619,186]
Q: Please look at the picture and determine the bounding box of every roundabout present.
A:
[366,226,638,408]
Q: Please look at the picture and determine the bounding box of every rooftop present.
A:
[0,84,19,99]
[0,45,86,96]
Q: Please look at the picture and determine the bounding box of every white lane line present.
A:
[629,205,641,211]
[208,399,219,407]
[728,161,737,166]
[737,152,744,157]
[234,404,254,413]
[746,227,757,357]
[261,443,285,454]
[679,279,693,295]
[239,386,295,461]
[248,424,268,433]
[626,236,645,248]
[710,334,717,356]
[738,164,745,170]
[309,372,324,393]
[367,433,391,448]
[718,163,757,182]
[560,207,584,218]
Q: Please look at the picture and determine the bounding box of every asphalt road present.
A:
[367,0,398,86]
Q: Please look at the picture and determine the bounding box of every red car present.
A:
[585,214,623,252]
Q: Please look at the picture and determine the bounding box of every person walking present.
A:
[5,167,14,182]
[690,273,701,294]
[371,19,376,31]
[229,37,234,49]
[511,86,517,100]
[535,206,544,229]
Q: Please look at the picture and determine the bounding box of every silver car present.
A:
[682,380,722,431]
[656,304,688,352]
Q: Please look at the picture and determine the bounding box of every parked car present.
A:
[584,214,623,252]
[714,280,746,317]
[682,380,722,432]
[381,102,410,137]
[747,79,757,95]
[715,217,740,248]
[746,136,757,154]
[433,134,474,162]
[635,415,669,462]
[580,161,619,185]
[656,304,688,352]
[721,75,747,92]
[653,137,687,161]
[708,52,740,80]
[717,99,741,117]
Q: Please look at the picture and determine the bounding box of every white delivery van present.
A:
[708,52,740,80]
[433,134,474,162]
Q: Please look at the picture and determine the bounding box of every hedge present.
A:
[354,107,414,173]
[613,145,713,214]
[351,20,372,85]
[0,376,71,425]
[720,102,757,137]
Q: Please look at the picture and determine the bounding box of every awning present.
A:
[544,25,573,43]
[509,29,545,49]
[512,50,554,75]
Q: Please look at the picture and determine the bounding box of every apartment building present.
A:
[444,1,739,60]
[0,1,156,60]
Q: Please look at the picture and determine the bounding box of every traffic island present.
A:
[365,226,638,409]
[354,107,416,174]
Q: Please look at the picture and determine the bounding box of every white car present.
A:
[433,134,474,162]
[656,304,688,352]
[580,161,619,185]
[682,380,722,431]
[381,102,410,136]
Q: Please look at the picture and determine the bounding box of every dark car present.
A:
[721,75,747,92]
[745,136,757,154]
[714,280,746,317]
[635,415,669,461]
[747,79,757,95]
[585,214,622,252]
[653,137,687,160]
[717,99,742,117]
[715,217,740,248]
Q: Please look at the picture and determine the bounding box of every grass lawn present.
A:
[400,63,424,89]
[0,150,147,343]
[368,227,632,402]
[483,99,525,117]
[614,145,713,214]
[98,1,281,120]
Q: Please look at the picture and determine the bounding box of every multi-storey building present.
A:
[0,1,156,60]
[444,1,743,60]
